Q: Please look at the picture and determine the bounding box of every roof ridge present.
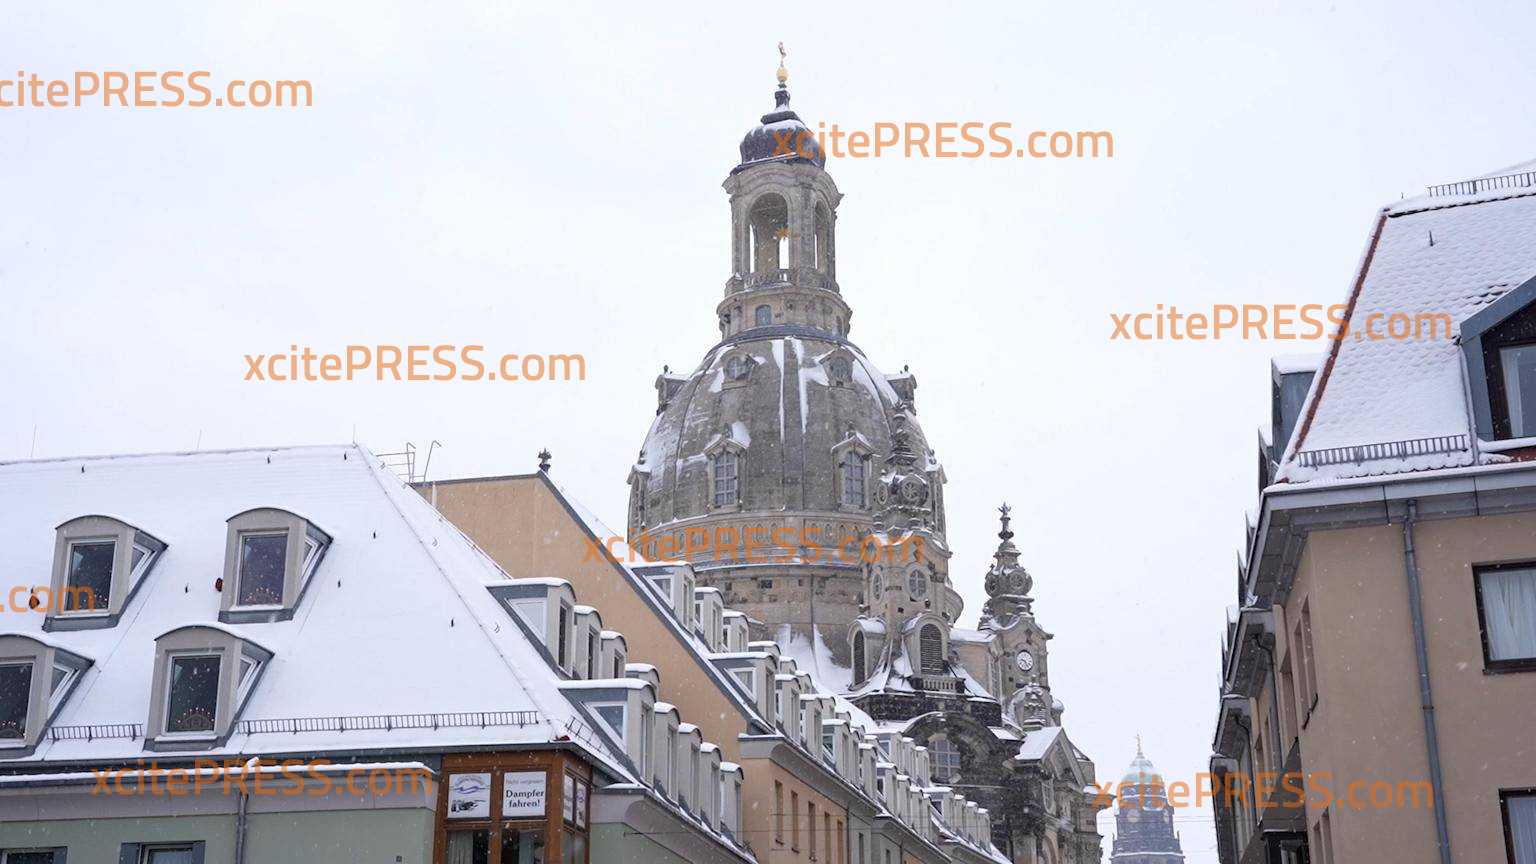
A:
[0,442,361,469]
[1389,184,1536,218]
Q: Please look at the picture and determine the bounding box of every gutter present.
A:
[1401,500,1454,864]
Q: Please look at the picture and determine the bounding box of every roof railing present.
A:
[1427,170,1536,198]
[1294,434,1468,468]
[41,711,542,743]
[236,709,540,735]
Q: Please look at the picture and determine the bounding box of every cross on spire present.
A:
[998,503,1014,541]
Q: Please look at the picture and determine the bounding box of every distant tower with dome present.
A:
[625,49,1105,863]
[1109,741,1186,864]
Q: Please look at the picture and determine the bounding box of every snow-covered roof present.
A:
[1279,161,1536,483]
[0,445,626,771]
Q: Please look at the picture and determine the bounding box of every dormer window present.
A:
[46,515,166,631]
[164,654,221,735]
[148,626,271,749]
[0,664,31,741]
[712,451,739,507]
[0,635,91,755]
[841,449,867,507]
[1460,275,1536,440]
[828,356,852,386]
[724,355,754,382]
[220,508,330,624]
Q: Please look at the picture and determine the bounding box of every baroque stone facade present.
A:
[627,63,1102,864]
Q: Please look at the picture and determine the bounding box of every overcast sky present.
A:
[6,1,1536,859]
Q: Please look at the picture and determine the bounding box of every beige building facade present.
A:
[1214,160,1536,864]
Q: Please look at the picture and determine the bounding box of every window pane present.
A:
[1502,345,1536,437]
[499,826,545,864]
[446,829,490,864]
[166,655,221,733]
[65,540,115,611]
[145,847,198,864]
[1509,794,1536,864]
[594,705,625,739]
[0,663,33,739]
[237,533,288,606]
[1482,567,1536,661]
[5,852,57,864]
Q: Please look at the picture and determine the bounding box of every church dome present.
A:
[634,331,935,530]
[736,92,824,173]
[1121,745,1165,787]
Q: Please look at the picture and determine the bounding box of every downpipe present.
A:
[1401,500,1453,864]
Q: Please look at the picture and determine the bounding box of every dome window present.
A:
[907,568,929,599]
[814,202,833,275]
[919,624,944,674]
[748,194,790,274]
[712,451,740,507]
[852,631,867,684]
[724,354,754,382]
[840,449,867,508]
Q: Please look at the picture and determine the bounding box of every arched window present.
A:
[754,305,773,327]
[748,194,790,273]
[930,737,961,781]
[841,450,866,507]
[814,203,832,273]
[852,631,867,683]
[919,624,944,674]
[713,451,739,507]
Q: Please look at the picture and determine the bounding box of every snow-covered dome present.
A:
[634,333,935,529]
[1121,744,1165,787]
[734,74,824,173]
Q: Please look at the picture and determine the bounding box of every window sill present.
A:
[155,731,218,742]
[1483,659,1536,674]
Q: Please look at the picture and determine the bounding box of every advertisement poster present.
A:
[502,771,547,818]
[447,773,491,820]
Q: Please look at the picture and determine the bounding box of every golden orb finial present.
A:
[776,41,789,85]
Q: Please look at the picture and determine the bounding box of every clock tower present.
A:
[980,505,1061,730]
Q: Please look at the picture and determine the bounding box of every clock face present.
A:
[1015,650,1035,672]
[907,570,928,598]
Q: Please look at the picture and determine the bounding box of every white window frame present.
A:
[60,536,117,617]
[159,650,222,740]
[232,530,289,611]
[589,701,627,745]
[0,661,34,745]
[47,662,79,714]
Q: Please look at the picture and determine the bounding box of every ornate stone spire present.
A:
[981,502,1034,626]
